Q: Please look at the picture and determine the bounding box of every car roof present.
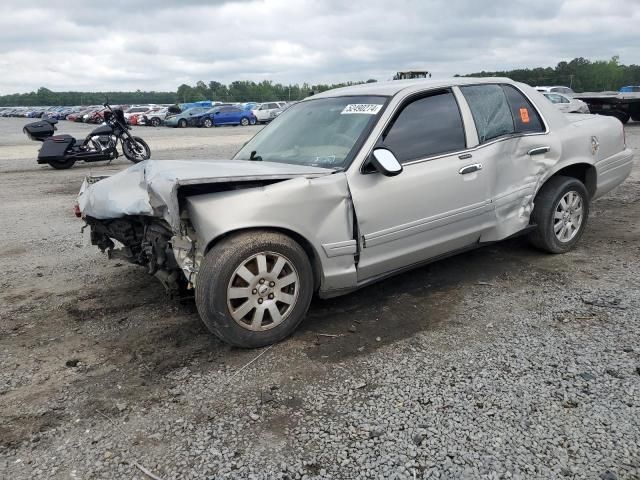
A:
[311,77,514,99]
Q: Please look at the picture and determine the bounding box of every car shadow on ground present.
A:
[296,236,546,361]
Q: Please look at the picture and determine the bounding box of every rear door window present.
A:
[460,84,514,143]
[501,85,545,134]
[381,90,466,164]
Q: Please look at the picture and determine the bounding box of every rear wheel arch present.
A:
[203,227,323,292]
[540,162,597,199]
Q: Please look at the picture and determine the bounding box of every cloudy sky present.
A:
[0,0,638,94]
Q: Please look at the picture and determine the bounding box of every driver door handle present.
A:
[458,163,483,175]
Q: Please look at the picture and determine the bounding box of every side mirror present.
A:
[370,148,403,176]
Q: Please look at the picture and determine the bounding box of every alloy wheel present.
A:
[553,190,584,242]
[226,252,299,331]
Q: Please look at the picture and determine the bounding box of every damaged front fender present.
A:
[186,173,358,294]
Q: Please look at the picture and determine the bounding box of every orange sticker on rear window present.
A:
[520,108,530,123]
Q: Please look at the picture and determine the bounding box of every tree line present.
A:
[459,56,640,92]
[0,87,178,107]
[1,57,639,106]
[0,80,377,107]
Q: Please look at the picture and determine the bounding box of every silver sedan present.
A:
[79,77,633,347]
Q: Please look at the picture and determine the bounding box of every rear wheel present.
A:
[178,119,187,128]
[150,117,161,127]
[240,117,250,126]
[47,158,76,170]
[122,136,151,163]
[195,231,314,348]
[528,176,590,253]
[611,111,630,124]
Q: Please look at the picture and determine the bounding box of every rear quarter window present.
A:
[501,85,545,134]
[460,84,514,143]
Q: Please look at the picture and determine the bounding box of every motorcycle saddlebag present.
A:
[23,119,58,141]
[37,135,75,163]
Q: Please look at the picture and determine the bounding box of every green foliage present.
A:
[0,88,177,107]
[0,79,371,107]
[462,56,640,92]
[174,79,371,103]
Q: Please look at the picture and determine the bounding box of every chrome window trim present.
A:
[358,82,550,171]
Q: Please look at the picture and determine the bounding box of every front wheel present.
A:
[178,119,187,128]
[122,136,151,163]
[202,118,213,128]
[150,117,161,127]
[240,117,250,126]
[195,231,314,348]
[528,176,590,253]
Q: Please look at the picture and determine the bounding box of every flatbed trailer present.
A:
[574,91,640,124]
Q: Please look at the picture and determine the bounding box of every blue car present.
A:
[198,105,257,128]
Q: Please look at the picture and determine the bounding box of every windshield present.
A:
[234,95,387,169]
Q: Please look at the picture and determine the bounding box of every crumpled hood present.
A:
[78,159,334,229]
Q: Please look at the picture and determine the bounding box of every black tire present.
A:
[631,114,640,122]
[202,118,213,128]
[178,119,187,128]
[122,136,151,163]
[612,111,630,124]
[150,117,161,127]
[528,176,590,254]
[47,158,76,170]
[195,231,314,348]
[240,117,250,126]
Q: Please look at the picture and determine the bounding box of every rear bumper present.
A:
[594,148,634,199]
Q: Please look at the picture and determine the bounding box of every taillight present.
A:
[74,203,81,218]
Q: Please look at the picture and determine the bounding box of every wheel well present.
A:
[204,227,323,292]
[548,163,597,198]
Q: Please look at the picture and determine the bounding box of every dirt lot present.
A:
[1,118,639,479]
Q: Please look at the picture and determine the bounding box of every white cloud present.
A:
[0,0,637,93]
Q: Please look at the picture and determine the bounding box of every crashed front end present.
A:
[84,214,196,292]
[77,160,334,292]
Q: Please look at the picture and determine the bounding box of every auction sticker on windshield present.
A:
[341,104,383,115]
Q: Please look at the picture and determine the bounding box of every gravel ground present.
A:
[0,117,639,480]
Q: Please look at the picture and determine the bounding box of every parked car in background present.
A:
[67,107,99,122]
[535,86,576,97]
[164,107,210,127]
[198,105,257,127]
[78,77,633,348]
[128,113,143,126]
[26,108,46,118]
[141,107,170,127]
[542,92,589,113]
[619,86,640,93]
[86,108,108,124]
[252,101,287,123]
[124,105,156,123]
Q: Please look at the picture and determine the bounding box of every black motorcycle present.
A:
[23,103,151,169]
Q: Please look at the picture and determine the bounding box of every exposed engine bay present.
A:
[86,215,191,292]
